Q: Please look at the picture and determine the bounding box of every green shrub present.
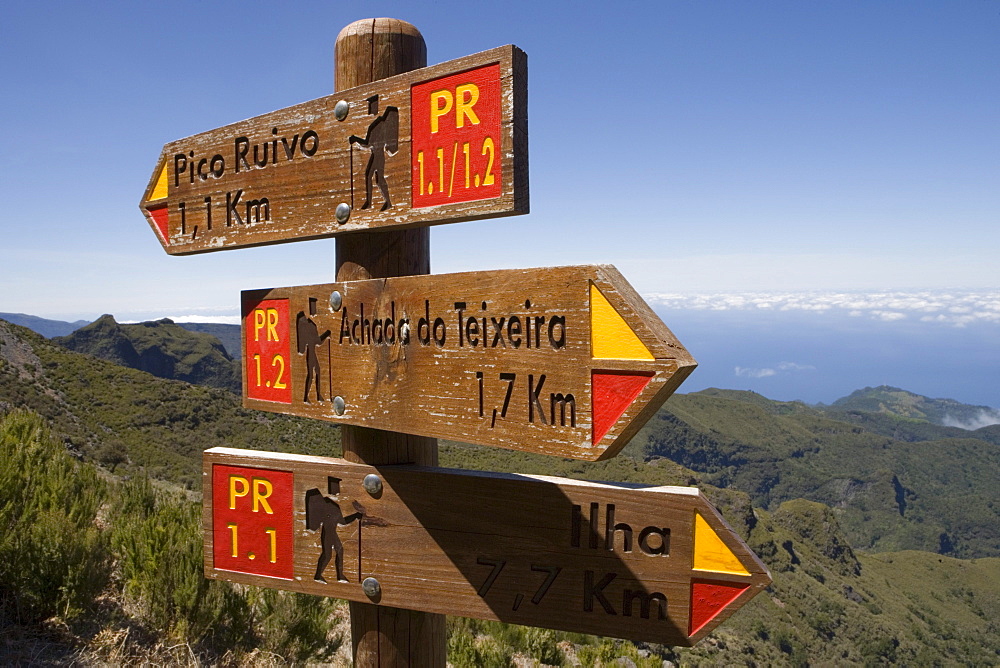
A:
[447,630,514,667]
[250,586,340,661]
[0,410,110,622]
[524,626,563,665]
[111,476,244,642]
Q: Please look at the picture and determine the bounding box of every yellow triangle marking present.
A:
[150,162,169,201]
[590,284,653,360]
[693,512,751,576]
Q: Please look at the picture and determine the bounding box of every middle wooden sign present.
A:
[242,265,696,461]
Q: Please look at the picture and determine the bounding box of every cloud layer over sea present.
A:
[647,290,999,410]
[645,290,1000,327]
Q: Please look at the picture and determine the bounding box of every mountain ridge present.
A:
[0,311,90,338]
[0,317,340,487]
[11,314,997,420]
[633,390,1000,558]
[1,315,998,663]
[830,384,1000,429]
[52,314,241,393]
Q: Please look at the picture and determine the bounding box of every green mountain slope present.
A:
[668,500,1000,666]
[0,318,340,488]
[177,322,242,359]
[53,314,241,392]
[832,385,1000,429]
[630,391,1000,558]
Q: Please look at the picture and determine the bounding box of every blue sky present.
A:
[1,2,997,406]
[1,0,996,322]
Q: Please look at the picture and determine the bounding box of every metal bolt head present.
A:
[334,99,349,121]
[362,474,383,496]
[335,203,351,224]
[333,396,346,415]
[362,577,381,600]
[329,290,343,312]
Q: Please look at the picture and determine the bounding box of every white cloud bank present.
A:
[942,410,1000,430]
[646,290,1000,327]
[118,291,999,330]
[735,361,817,380]
[166,314,242,325]
[120,312,241,325]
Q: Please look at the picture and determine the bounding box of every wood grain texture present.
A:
[336,19,427,91]
[332,18,443,667]
[138,44,528,255]
[202,448,771,647]
[240,265,696,460]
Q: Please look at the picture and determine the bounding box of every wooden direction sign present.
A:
[241,265,696,461]
[139,45,527,255]
[203,447,771,646]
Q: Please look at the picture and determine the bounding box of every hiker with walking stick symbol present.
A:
[305,477,365,583]
[349,94,399,211]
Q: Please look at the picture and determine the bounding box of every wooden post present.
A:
[334,18,446,666]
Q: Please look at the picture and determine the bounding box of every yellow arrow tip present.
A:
[693,512,751,576]
[150,162,169,201]
[590,284,653,360]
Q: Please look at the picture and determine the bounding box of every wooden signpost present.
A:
[142,16,770,665]
[240,265,696,460]
[203,447,771,646]
[139,45,527,255]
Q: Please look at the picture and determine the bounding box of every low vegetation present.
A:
[0,409,344,663]
[1,316,999,664]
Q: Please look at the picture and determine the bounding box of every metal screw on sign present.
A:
[362,474,383,497]
[362,577,382,601]
[329,290,343,312]
[334,100,350,121]
[333,396,346,415]
[335,203,351,224]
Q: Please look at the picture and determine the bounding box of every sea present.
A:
[648,290,1000,411]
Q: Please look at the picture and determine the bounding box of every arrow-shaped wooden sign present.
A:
[203,447,771,646]
[241,265,696,461]
[139,45,527,255]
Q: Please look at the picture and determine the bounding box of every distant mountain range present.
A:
[173,321,242,359]
[8,311,997,423]
[0,312,90,338]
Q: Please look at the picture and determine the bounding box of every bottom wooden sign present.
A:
[203,448,771,646]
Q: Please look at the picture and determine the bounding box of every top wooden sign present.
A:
[139,46,527,255]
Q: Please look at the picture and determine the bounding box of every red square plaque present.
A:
[212,464,295,579]
[411,63,502,208]
[243,297,292,404]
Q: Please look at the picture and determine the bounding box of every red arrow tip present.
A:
[591,371,652,444]
[689,580,750,636]
[147,205,169,245]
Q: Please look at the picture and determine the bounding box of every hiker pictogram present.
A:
[296,297,331,403]
[304,477,364,583]
[349,94,400,211]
